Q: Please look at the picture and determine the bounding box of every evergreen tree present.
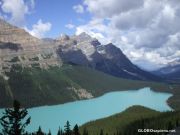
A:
[73,124,80,135]
[57,127,63,135]
[64,121,71,135]
[167,121,173,130]
[176,119,179,127]
[82,128,88,135]
[36,126,44,135]
[0,100,31,135]
[100,129,104,135]
[48,130,51,135]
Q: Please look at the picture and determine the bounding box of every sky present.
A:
[0,0,180,71]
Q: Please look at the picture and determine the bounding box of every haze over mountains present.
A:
[152,59,180,82]
[0,18,163,81]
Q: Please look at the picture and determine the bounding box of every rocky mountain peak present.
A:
[0,19,61,73]
[74,32,93,42]
[57,34,70,41]
[0,18,41,47]
[0,19,161,82]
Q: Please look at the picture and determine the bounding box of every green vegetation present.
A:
[29,57,39,61]
[31,63,41,68]
[0,64,180,109]
[0,100,30,135]
[80,106,160,135]
[9,57,20,62]
[80,106,180,135]
[123,111,180,135]
[1,101,180,135]
[41,53,53,59]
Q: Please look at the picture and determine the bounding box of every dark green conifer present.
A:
[64,121,71,135]
[36,126,44,135]
[73,124,80,135]
[48,130,51,135]
[0,100,31,135]
[100,129,104,135]
[176,119,179,127]
[57,127,63,135]
[168,121,173,130]
[82,128,88,135]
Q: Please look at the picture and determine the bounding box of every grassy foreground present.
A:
[0,64,180,109]
[80,106,180,135]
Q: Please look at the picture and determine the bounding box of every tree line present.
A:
[0,100,180,135]
[0,100,89,135]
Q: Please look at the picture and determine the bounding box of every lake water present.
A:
[0,87,172,134]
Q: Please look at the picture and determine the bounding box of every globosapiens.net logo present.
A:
[138,129,176,133]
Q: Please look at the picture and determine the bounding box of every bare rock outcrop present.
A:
[0,19,61,73]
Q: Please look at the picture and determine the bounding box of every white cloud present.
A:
[73,4,84,13]
[65,23,75,29]
[76,19,111,43]
[1,0,31,26]
[76,0,180,70]
[25,19,52,38]
[84,0,144,18]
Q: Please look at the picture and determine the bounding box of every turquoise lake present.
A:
[0,87,172,134]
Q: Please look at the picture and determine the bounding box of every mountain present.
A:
[0,64,174,108]
[1,19,180,109]
[0,19,162,81]
[152,60,180,82]
[56,33,162,81]
[0,18,61,74]
[0,19,40,47]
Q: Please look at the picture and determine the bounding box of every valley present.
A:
[0,17,180,135]
[1,0,180,134]
[0,64,180,110]
[0,88,173,134]
[0,18,180,110]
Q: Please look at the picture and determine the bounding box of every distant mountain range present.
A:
[152,60,180,82]
[0,18,163,82]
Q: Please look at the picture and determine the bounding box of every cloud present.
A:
[0,0,34,26]
[84,0,144,18]
[25,19,52,38]
[1,0,28,26]
[76,0,180,70]
[76,19,110,43]
[73,4,84,13]
[65,23,75,29]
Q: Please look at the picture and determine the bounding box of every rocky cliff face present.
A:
[0,19,61,74]
[0,18,161,81]
[56,33,162,81]
[0,19,41,47]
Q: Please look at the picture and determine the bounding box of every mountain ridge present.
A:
[1,19,180,110]
[56,33,162,81]
[0,18,162,81]
[0,18,61,74]
[152,60,180,82]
